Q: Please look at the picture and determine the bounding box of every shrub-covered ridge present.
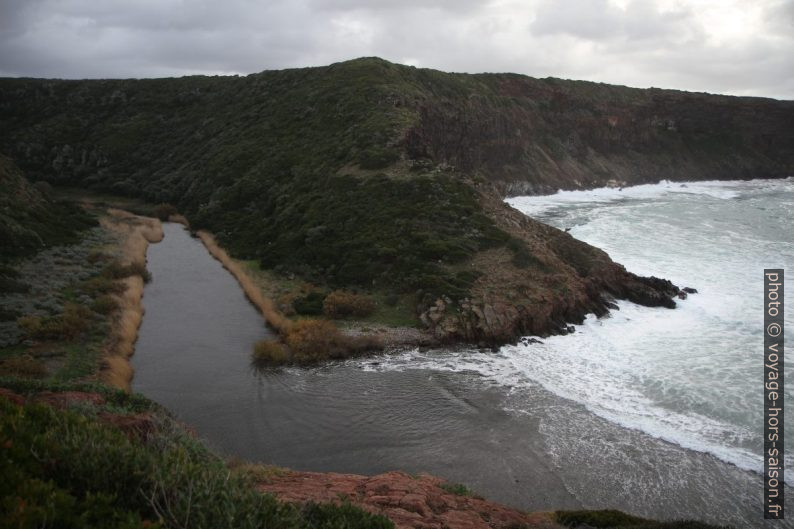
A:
[2,57,787,343]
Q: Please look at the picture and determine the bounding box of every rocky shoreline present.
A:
[256,469,563,529]
[411,186,691,348]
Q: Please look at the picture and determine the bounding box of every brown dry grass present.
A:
[168,214,189,226]
[0,354,47,378]
[196,231,383,364]
[196,231,294,334]
[323,290,376,318]
[99,209,163,392]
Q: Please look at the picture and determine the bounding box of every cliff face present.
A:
[402,74,794,195]
[0,58,789,343]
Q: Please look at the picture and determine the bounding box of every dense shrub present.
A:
[292,291,326,316]
[0,266,29,294]
[17,303,93,341]
[252,339,290,365]
[102,261,152,283]
[301,502,393,529]
[17,314,43,337]
[0,156,97,261]
[284,319,343,363]
[0,397,394,529]
[153,203,178,221]
[506,237,544,269]
[322,290,376,318]
[439,482,474,497]
[91,294,119,315]
[0,308,20,322]
[0,355,47,378]
[49,303,93,340]
[80,275,127,296]
[86,250,112,264]
[282,319,381,364]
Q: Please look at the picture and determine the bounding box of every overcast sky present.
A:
[1,0,792,99]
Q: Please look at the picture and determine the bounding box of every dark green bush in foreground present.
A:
[0,395,393,529]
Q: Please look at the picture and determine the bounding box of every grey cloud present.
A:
[530,0,695,42]
[0,0,791,99]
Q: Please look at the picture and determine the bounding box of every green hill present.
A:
[1,57,791,343]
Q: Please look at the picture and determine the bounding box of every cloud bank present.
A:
[0,0,792,99]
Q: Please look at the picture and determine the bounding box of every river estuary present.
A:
[134,179,794,528]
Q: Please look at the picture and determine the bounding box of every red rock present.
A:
[257,469,564,528]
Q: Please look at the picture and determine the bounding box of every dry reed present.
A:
[99,209,164,392]
[168,214,190,226]
[196,231,294,334]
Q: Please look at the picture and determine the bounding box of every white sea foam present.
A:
[365,177,794,475]
[506,177,794,218]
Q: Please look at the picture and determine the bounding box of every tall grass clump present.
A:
[98,210,164,392]
[153,203,178,221]
[322,290,375,318]
[252,339,290,366]
[102,260,152,283]
[17,303,93,341]
[196,231,293,333]
[91,294,119,315]
[283,319,381,364]
[0,355,47,378]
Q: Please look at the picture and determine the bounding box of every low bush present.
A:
[91,294,119,315]
[284,319,342,363]
[102,261,152,283]
[439,482,474,497]
[283,319,382,364]
[0,308,20,322]
[292,291,326,316]
[252,339,290,365]
[0,397,394,529]
[17,314,43,338]
[322,290,376,318]
[86,250,112,264]
[48,303,94,340]
[18,303,93,341]
[153,203,178,221]
[80,275,127,296]
[0,355,47,378]
[301,501,393,529]
[506,237,544,269]
[0,264,29,294]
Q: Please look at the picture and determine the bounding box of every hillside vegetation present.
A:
[0,155,94,261]
[1,58,791,343]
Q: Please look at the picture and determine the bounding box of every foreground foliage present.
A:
[0,386,394,529]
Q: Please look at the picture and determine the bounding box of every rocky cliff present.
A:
[1,58,790,344]
[403,74,794,195]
